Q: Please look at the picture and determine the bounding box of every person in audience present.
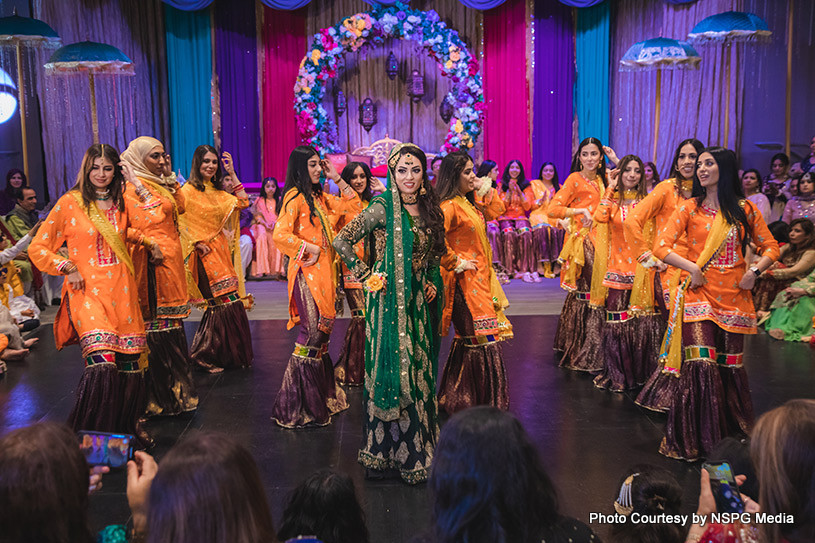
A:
[782,172,815,223]
[0,168,26,215]
[251,176,286,280]
[790,134,815,177]
[422,406,598,543]
[706,436,759,501]
[609,464,685,543]
[2,186,54,302]
[753,218,815,317]
[741,168,771,220]
[526,162,564,278]
[0,263,40,332]
[765,263,815,341]
[127,432,277,543]
[277,469,369,543]
[430,155,443,184]
[763,152,792,222]
[497,160,536,282]
[684,399,815,543]
[475,159,502,268]
[644,161,661,192]
[238,196,255,280]
[768,220,791,245]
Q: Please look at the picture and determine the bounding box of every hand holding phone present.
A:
[702,462,745,514]
[78,430,135,469]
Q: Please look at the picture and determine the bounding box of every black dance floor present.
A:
[2,316,815,542]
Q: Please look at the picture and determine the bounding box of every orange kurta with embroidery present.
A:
[624,179,691,262]
[525,179,557,227]
[594,189,639,289]
[273,189,361,330]
[654,199,780,334]
[440,189,509,337]
[335,193,367,290]
[124,180,190,319]
[29,192,146,356]
[178,182,249,299]
[497,186,532,220]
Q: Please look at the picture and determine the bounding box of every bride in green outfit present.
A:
[333,143,446,484]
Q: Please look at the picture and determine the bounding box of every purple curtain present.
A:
[215,0,261,183]
[458,0,509,8]
[532,0,574,178]
[162,0,214,10]
[558,0,605,7]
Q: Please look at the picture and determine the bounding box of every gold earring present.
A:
[420,182,427,195]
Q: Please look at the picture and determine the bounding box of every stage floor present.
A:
[2,283,815,542]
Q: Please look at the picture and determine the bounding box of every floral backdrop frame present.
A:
[294,1,484,155]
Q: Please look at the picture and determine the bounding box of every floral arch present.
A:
[294,1,484,155]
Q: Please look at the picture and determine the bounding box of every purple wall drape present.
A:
[532,0,574,178]
[215,0,261,183]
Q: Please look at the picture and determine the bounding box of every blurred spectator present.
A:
[610,465,684,543]
[0,169,26,215]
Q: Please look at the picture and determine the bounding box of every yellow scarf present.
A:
[454,195,513,339]
[313,194,341,290]
[660,210,733,376]
[589,189,638,307]
[70,192,134,276]
[558,175,605,290]
[629,217,657,314]
[0,263,24,307]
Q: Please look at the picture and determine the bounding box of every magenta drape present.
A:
[262,7,307,181]
[483,0,530,171]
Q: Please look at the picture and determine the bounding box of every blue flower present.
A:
[396,10,406,20]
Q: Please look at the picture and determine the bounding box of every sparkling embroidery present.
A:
[95,207,120,268]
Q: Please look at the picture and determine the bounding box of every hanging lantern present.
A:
[439,95,454,124]
[359,97,377,132]
[334,87,346,117]
[407,69,424,103]
[385,50,398,80]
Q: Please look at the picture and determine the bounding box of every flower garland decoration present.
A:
[294,1,484,155]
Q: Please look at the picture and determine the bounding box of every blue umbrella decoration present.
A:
[0,9,61,178]
[45,41,135,144]
[619,37,701,163]
[688,11,771,148]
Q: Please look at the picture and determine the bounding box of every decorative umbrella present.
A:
[688,11,771,149]
[619,37,701,163]
[45,41,135,144]
[0,9,61,178]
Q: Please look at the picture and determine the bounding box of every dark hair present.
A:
[282,145,322,225]
[538,162,560,191]
[429,407,559,543]
[16,186,35,202]
[341,161,374,202]
[771,152,790,168]
[645,161,661,184]
[615,155,649,209]
[695,147,751,252]
[668,138,705,183]
[768,220,791,245]
[610,465,684,543]
[476,159,498,188]
[260,176,284,214]
[5,168,28,198]
[708,437,759,501]
[389,144,446,259]
[570,137,607,189]
[501,160,529,192]
[277,469,369,543]
[798,172,815,195]
[0,422,94,543]
[436,151,475,203]
[741,168,763,192]
[188,144,223,191]
[146,432,276,543]
[431,155,444,168]
[71,143,125,212]
[786,218,815,260]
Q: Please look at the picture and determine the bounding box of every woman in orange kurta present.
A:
[250,177,286,279]
[655,147,780,461]
[497,160,536,281]
[548,138,608,372]
[436,152,512,414]
[29,144,152,444]
[623,138,704,412]
[591,155,664,393]
[271,145,360,428]
[525,162,565,278]
[179,146,253,371]
[121,136,197,418]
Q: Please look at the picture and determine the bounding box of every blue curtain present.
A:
[558,0,605,7]
[164,4,214,177]
[574,1,610,144]
[458,0,509,8]
[162,0,214,11]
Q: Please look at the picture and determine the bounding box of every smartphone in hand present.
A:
[702,461,745,514]
[78,430,135,469]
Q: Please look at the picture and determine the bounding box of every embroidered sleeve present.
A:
[748,200,781,261]
[626,183,667,259]
[272,193,308,258]
[654,204,689,261]
[547,175,577,220]
[28,198,72,275]
[333,201,386,281]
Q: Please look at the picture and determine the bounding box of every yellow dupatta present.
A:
[558,175,605,290]
[0,263,24,307]
[629,217,657,314]
[454,195,513,339]
[590,190,640,308]
[660,210,733,376]
[69,192,134,276]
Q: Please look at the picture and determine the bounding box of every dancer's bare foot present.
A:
[195,360,224,374]
[1,348,29,361]
[23,338,39,348]
[768,328,785,340]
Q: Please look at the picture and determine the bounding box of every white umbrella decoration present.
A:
[0,9,61,178]
[44,41,134,144]
[619,37,701,163]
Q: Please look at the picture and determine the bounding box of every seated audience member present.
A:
[742,168,772,220]
[706,436,758,501]
[430,155,443,184]
[764,264,815,341]
[0,168,26,215]
[421,406,599,543]
[277,469,369,543]
[684,399,815,543]
[782,172,815,224]
[610,465,684,543]
[789,135,815,177]
[0,263,40,331]
[126,431,277,543]
[768,220,791,245]
[754,218,815,316]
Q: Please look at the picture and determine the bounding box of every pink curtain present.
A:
[262,7,307,181]
[483,0,530,171]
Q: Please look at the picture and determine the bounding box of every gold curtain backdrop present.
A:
[306,0,483,157]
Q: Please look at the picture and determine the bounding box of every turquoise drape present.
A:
[574,1,610,144]
[164,5,213,177]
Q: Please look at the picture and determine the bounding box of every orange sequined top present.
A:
[497,184,532,220]
[594,188,640,289]
[548,172,604,230]
[655,199,780,333]
[335,192,367,290]
[624,178,692,261]
[525,179,557,227]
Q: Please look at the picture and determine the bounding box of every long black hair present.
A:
[260,176,283,214]
[341,161,374,202]
[668,138,704,182]
[476,159,498,188]
[538,161,560,191]
[429,407,560,543]
[570,137,607,189]
[4,168,28,198]
[610,465,684,543]
[71,143,125,212]
[282,145,322,225]
[615,155,649,208]
[188,144,223,192]
[436,151,475,204]
[695,147,751,251]
[501,159,529,192]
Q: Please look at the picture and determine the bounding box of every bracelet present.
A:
[231,183,244,194]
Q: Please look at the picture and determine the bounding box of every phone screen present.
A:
[702,462,745,514]
[78,431,135,468]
